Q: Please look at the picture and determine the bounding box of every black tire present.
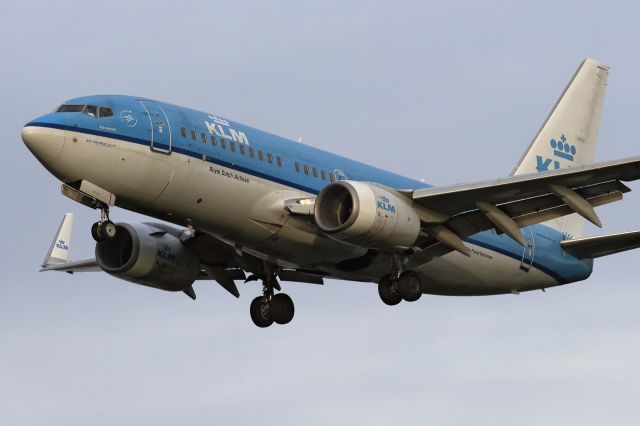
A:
[250,297,273,328]
[100,220,117,240]
[270,293,295,325]
[398,271,422,302]
[91,222,103,242]
[378,275,402,306]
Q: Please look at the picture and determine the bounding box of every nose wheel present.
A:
[91,208,117,242]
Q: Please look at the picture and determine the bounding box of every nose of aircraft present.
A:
[22,115,66,165]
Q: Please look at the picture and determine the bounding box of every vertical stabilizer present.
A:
[512,58,609,238]
[42,213,73,267]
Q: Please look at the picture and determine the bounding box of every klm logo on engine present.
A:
[55,239,69,251]
[157,244,176,262]
[205,115,250,145]
[377,195,396,213]
[536,134,577,172]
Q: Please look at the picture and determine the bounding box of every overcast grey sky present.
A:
[2,1,640,425]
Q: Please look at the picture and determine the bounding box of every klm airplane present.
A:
[23,58,640,327]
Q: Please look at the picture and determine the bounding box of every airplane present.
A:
[22,58,640,327]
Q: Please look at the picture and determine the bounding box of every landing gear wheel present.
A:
[398,271,422,302]
[250,297,273,328]
[100,220,117,240]
[91,222,103,242]
[269,293,295,324]
[378,275,402,306]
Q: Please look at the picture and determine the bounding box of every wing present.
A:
[405,156,640,265]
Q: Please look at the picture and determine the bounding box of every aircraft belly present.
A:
[249,215,369,268]
[417,243,558,295]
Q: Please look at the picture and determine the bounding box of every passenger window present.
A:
[321,170,326,181]
[191,130,197,141]
[98,107,113,118]
[230,141,236,152]
[210,135,217,146]
[181,127,187,138]
[249,147,255,158]
[295,162,301,172]
[329,173,335,182]
[277,156,282,167]
[304,165,309,175]
[220,139,226,149]
[240,145,246,155]
[312,167,318,178]
[201,133,207,144]
[267,153,273,164]
[84,105,97,117]
[258,150,264,161]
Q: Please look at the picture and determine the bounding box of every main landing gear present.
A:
[378,271,423,305]
[91,207,117,242]
[249,267,295,328]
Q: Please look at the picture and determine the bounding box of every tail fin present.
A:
[512,58,609,238]
[42,213,73,268]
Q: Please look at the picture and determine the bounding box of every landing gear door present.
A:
[140,100,171,154]
[519,226,535,272]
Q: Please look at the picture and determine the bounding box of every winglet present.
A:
[41,213,73,269]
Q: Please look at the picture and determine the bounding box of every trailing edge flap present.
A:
[278,270,324,284]
[560,230,640,259]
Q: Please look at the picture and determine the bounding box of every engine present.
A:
[95,223,200,291]
[313,181,421,250]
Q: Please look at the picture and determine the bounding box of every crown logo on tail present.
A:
[550,134,576,161]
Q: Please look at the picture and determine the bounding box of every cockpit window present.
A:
[84,105,98,117]
[98,107,113,118]
[57,104,85,112]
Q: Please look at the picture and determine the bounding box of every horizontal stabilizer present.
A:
[40,258,100,273]
[560,230,640,259]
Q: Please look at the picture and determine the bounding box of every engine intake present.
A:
[314,181,420,249]
[95,223,200,291]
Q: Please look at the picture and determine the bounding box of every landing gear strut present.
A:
[249,264,295,327]
[91,207,117,242]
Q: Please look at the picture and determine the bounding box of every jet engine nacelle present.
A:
[95,223,200,291]
[314,181,421,250]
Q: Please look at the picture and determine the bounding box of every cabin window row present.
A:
[294,162,335,182]
[180,127,282,167]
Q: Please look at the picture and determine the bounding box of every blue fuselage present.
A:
[26,94,593,289]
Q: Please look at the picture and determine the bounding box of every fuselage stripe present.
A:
[27,122,321,194]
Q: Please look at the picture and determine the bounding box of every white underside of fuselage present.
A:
[43,127,559,296]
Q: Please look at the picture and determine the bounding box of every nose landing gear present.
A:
[91,208,117,242]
